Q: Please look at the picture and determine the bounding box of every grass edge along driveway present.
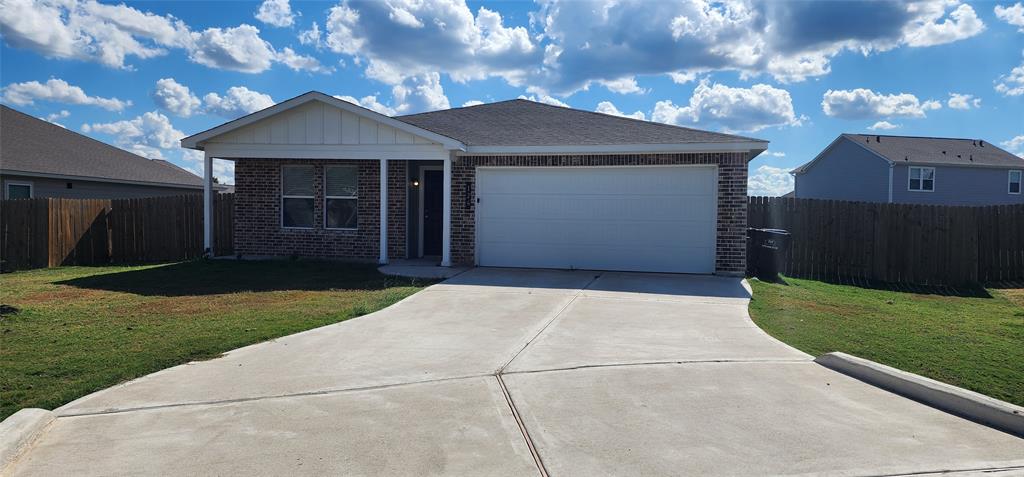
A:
[0,260,433,420]
[748,276,1024,407]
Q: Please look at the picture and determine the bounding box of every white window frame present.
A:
[908,166,935,192]
[1009,170,1022,195]
[4,180,33,199]
[281,165,315,229]
[323,165,359,231]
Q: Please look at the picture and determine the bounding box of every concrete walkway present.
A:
[7,268,1024,476]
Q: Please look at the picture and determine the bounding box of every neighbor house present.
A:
[793,134,1024,206]
[1,105,217,199]
[181,92,767,275]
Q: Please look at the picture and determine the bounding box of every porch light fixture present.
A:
[411,179,420,187]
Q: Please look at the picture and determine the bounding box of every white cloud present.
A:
[996,53,1024,96]
[652,80,802,133]
[996,3,1024,32]
[518,94,569,108]
[203,86,275,119]
[868,121,901,130]
[597,77,646,95]
[902,2,985,47]
[595,101,645,120]
[82,111,184,155]
[765,150,786,157]
[334,94,397,116]
[43,110,69,127]
[152,78,200,117]
[189,24,277,74]
[748,165,794,197]
[947,92,981,109]
[462,100,484,107]
[2,78,130,111]
[822,88,941,119]
[391,72,450,114]
[276,47,331,73]
[668,71,700,84]
[255,0,295,28]
[298,22,323,48]
[1002,134,1024,156]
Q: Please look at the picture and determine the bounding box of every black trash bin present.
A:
[748,228,791,282]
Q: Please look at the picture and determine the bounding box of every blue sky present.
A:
[1,0,1022,194]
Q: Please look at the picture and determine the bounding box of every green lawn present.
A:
[0,260,432,420]
[749,277,1024,406]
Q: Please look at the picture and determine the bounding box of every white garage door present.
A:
[475,166,717,274]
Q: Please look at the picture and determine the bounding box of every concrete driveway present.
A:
[7,268,1024,476]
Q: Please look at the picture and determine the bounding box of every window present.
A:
[908,166,935,192]
[1010,170,1022,195]
[5,181,32,199]
[281,166,314,228]
[324,166,358,229]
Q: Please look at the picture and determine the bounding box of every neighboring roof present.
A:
[1,105,207,188]
[397,99,766,150]
[794,133,1024,174]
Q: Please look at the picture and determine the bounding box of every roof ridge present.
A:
[396,98,523,118]
[844,132,987,142]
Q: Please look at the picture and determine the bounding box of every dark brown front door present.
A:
[422,170,443,256]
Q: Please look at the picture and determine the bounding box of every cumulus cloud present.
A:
[597,77,647,95]
[595,101,646,120]
[276,47,332,73]
[996,3,1024,32]
[947,92,981,109]
[44,110,69,127]
[334,94,397,115]
[1001,134,1024,156]
[652,80,802,133]
[152,78,200,117]
[2,78,130,111]
[748,165,794,197]
[202,86,275,119]
[82,111,184,157]
[462,100,484,107]
[298,22,323,48]
[822,88,941,119]
[902,2,985,47]
[255,0,295,28]
[996,53,1024,96]
[391,72,450,114]
[188,25,276,73]
[765,150,786,157]
[518,94,570,108]
[868,120,901,130]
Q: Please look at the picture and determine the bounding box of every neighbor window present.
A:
[908,166,935,192]
[324,166,358,229]
[5,181,32,199]
[281,165,314,228]
[1010,170,1022,194]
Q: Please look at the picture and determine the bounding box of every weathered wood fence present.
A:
[748,196,1024,285]
[1,194,233,271]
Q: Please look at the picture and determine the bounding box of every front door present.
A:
[422,170,443,256]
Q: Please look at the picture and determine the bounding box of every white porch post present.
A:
[441,155,452,267]
[379,158,389,265]
[203,151,213,255]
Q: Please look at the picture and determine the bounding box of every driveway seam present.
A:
[495,374,549,477]
[864,464,1024,476]
[503,358,814,376]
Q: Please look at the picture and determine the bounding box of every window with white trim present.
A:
[324,166,358,229]
[282,165,315,228]
[5,181,33,199]
[908,166,935,192]
[1010,170,1022,195]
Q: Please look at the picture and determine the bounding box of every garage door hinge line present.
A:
[498,273,603,374]
[495,374,549,477]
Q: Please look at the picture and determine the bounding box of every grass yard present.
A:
[749,277,1024,407]
[0,260,432,420]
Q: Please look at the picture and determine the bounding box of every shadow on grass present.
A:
[57,259,428,296]
[757,274,993,299]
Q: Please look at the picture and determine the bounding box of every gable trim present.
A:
[180,91,466,151]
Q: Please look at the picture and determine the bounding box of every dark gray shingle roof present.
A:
[1,105,204,187]
[396,99,764,147]
[843,134,1022,168]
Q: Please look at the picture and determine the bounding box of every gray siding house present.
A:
[1,105,220,199]
[793,134,1024,206]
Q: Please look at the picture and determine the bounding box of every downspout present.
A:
[887,162,894,203]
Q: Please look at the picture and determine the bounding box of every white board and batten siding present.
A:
[475,166,718,274]
[203,101,448,160]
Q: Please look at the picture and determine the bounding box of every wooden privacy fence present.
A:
[1,194,233,271]
[748,196,1024,285]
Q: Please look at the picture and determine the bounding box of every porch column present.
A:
[441,155,452,267]
[203,151,213,255]
[379,158,389,265]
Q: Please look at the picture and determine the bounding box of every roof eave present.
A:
[0,168,224,190]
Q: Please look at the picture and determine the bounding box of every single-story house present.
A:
[793,134,1024,206]
[181,92,767,275]
[1,105,220,199]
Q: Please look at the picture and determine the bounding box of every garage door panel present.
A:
[476,167,717,274]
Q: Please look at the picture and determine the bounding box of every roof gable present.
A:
[181,92,464,151]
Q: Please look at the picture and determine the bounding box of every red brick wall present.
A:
[233,159,406,260]
[450,153,748,275]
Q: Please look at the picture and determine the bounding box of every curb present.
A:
[815,352,1023,438]
[0,409,54,474]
